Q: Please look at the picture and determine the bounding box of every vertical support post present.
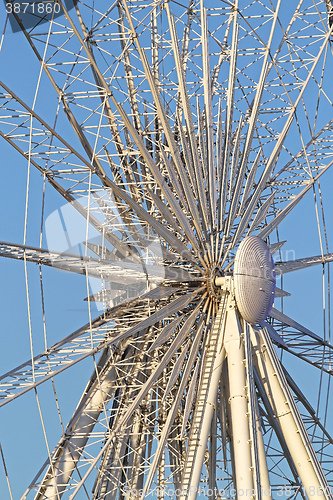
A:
[244,324,271,500]
[183,296,273,500]
[208,409,217,499]
[254,403,271,499]
[224,305,254,498]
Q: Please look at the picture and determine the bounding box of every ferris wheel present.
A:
[1,0,333,498]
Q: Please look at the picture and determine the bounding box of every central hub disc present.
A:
[233,236,276,324]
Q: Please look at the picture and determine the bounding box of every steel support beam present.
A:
[35,357,119,500]
[182,300,227,500]
[251,326,333,499]
[224,307,254,498]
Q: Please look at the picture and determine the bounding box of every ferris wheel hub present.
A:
[213,237,276,324]
[233,236,276,325]
[206,263,224,299]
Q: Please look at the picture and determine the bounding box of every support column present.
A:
[252,326,333,500]
[224,305,254,498]
[244,324,271,500]
[254,403,271,499]
[208,409,217,499]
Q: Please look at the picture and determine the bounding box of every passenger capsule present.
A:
[233,236,276,325]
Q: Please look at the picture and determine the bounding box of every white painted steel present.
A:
[255,401,272,500]
[252,326,333,500]
[182,300,227,500]
[35,362,118,500]
[234,236,276,325]
[244,324,271,500]
[224,306,254,498]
